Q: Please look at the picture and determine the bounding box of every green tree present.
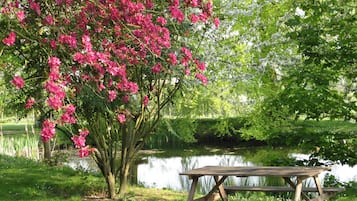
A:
[279,0,357,121]
[219,0,357,139]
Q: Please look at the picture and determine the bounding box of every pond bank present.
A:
[63,146,357,194]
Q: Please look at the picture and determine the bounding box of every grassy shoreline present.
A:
[0,154,189,201]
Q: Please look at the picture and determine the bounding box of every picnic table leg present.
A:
[295,177,303,201]
[187,176,199,201]
[313,175,324,201]
[202,176,228,201]
[214,176,228,201]
[284,177,310,201]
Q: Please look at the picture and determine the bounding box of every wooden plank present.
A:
[224,186,345,193]
[180,166,330,177]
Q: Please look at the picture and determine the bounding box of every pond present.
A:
[64,146,357,194]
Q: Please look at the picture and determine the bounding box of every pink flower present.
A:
[71,135,86,148]
[11,76,24,89]
[171,0,180,6]
[1,7,10,14]
[151,62,162,74]
[25,97,36,109]
[128,82,138,94]
[60,113,76,124]
[169,6,184,23]
[59,104,76,124]
[145,0,154,9]
[29,1,41,16]
[181,47,192,66]
[185,68,191,75]
[205,1,213,15]
[156,16,167,26]
[122,95,129,104]
[168,52,177,65]
[199,12,208,22]
[79,129,89,137]
[117,114,126,124]
[65,104,76,114]
[82,35,92,52]
[78,146,91,158]
[73,52,86,64]
[195,59,206,71]
[181,47,192,60]
[44,15,54,25]
[189,14,199,24]
[195,73,208,85]
[50,40,57,49]
[58,34,77,49]
[49,70,61,81]
[108,90,117,102]
[41,120,56,142]
[190,0,199,7]
[107,62,121,76]
[16,11,25,22]
[48,57,61,69]
[213,17,220,28]
[98,83,106,91]
[2,32,16,46]
[143,96,149,106]
[46,95,63,110]
[44,80,62,94]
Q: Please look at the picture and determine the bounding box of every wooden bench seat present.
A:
[224,186,345,194]
[225,186,345,200]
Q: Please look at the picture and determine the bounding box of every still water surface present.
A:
[65,147,357,194]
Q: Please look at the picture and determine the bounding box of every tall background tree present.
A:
[181,0,357,139]
[279,0,357,121]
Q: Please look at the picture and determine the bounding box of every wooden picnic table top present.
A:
[180,166,331,178]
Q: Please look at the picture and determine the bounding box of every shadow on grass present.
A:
[0,154,105,201]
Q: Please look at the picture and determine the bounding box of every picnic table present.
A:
[180,166,344,201]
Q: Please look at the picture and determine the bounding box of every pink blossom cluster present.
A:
[41,120,56,142]
[71,129,93,158]
[1,0,219,157]
[60,104,76,124]
[117,114,126,124]
[25,97,36,109]
[44,57,66,110]
[11,75,24,89]
[170,0,220,28]
[2,31,16,46]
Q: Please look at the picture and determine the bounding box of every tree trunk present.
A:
[105,172,116,199]
[119,160,130,196]
[43,140,51,160]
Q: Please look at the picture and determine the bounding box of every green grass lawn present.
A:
[0,154,189,201]
[0,154,105,201]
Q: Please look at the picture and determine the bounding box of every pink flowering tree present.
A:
[1,0,219,198]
